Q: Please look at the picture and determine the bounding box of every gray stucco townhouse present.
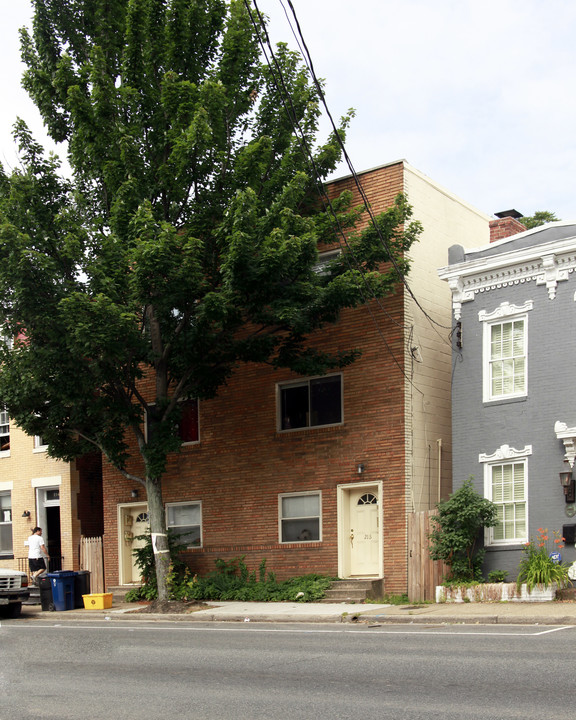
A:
[438,218,576,580]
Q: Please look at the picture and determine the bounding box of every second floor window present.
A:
[488,319,526,399]
[0,408,9,454]
[279,375,342,431]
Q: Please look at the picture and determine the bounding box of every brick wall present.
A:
[102,164,410,593]
[489,217,526,243]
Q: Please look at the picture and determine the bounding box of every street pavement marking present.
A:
[6,622,576,637]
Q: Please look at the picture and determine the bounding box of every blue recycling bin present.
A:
[47,571,76,611]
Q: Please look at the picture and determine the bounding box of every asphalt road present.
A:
[3,620,576,719]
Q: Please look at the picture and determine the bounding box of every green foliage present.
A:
[516,528,570,592]
[428,478,498,583]
[487,570,508,583]
[519,210,560,229]
[128,553,334,603]
[0,0,422,600]
[365,593,410,605]
[124,531,188,602]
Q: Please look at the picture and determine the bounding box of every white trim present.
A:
[33,436,48,453]
[0,481,13,491]
[481,305,530,403]
[438,230,576,317]
[165,500,203,548]
[478,300,533,322]
[117,502,148,586]
[278,491,322,544]
[31,476,62,488]
[336,481,383,579]
[555,421,576,468]
[481,445,530,547]
[479,444,533,463]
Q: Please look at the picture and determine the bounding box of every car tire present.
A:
[2,602,22,619]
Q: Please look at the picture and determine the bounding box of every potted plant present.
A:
[516,528,570,599]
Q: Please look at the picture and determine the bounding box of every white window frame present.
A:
[0,407,9,458]
[278,491,322,544]
[277,374,343,432]
[33,435,48,453]
[313,249,341,275]
[165,501,202,548]
[0,490,12,556]
[480,301,532,403]
[480,444,531,546]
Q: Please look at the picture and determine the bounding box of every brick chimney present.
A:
[490,209,526,243]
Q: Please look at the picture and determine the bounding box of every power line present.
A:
[244,0,420,388]
[280,0,454,339]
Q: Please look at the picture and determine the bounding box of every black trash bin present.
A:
[74,571,91,609]
[38,576,54,611]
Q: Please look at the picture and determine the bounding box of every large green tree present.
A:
[0,0,421,599]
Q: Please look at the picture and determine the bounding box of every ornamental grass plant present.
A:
[516,528,571,592]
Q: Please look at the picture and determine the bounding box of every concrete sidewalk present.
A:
[18,598,576,625]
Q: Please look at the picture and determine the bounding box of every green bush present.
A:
[126,545,335,603]
[124,531,188,602]
[516,528,570,591]
[176,556,334,602]
[428,477,498,583]
[487,570,508,583]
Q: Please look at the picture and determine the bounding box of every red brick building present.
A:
[102,161,490,594]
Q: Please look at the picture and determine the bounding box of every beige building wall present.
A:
[0,424,78,572]
[402,163,490,511]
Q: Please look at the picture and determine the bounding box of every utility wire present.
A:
[245,0,421,389]
[281,0,454,338]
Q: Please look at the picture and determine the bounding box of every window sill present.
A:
[485,544,526,552]
[483,396,527,408]
[276,423,344,436]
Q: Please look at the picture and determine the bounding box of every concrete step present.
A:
[320,579,384,604]
[107,585,140,601]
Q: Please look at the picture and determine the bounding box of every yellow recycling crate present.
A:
[82,593,113,610]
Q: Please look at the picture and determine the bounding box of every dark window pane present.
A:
[168,525,201,547]
[281,518,320,542]
[281,384,309,429]
[179,400,199,443]
[0,523,13,554]
[310,376,341,426]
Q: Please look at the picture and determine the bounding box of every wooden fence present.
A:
[407,510,448,602]
[80,536,105,594]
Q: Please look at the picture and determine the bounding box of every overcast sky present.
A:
[1,0,575,222]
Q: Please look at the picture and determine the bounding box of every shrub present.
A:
[124,531,188,602]
[487,570,508,583]
[126,548,335,603]
[428,477,498,583]
[516,528,571,592]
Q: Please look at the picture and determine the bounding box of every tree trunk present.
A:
[145,475,170,601]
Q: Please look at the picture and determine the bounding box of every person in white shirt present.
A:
[28,527,50,584]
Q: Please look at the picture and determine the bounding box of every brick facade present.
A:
[0,426,102,575]
[100,161,489,594]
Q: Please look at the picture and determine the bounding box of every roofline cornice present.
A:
[438,235,576,319]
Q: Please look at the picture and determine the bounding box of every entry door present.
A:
[120,504,149,584]
[349,489,380,576]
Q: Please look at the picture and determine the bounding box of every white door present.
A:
[120,504,149,584]
[349,489,380,576]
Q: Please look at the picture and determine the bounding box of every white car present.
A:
[0,568,30,618]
